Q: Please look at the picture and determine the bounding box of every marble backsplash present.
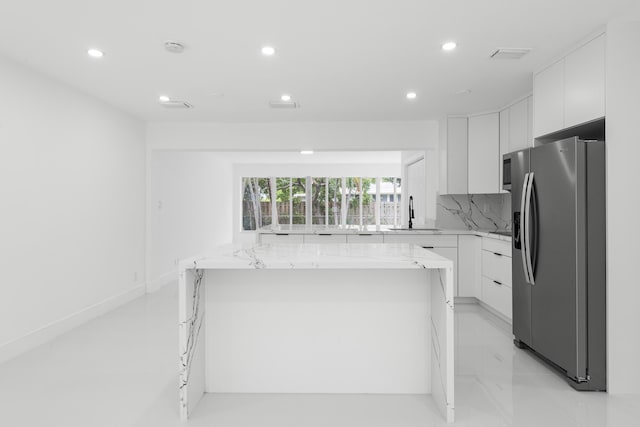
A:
[436,194,512,231]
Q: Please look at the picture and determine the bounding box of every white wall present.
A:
[401,150,438,226]
[605,19,640,394]
[146,120,438,151]
[406,157,426,225]
[0,55,145,361]
[147,151,233,291]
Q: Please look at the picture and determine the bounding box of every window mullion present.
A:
[306,176,312,225]
[359,177,363,227]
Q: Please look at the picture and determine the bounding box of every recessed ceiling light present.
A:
[281,94,291,101]
[164,41,185,54]
[158,95,170,103]
[87,48,104,58]
[300,150,314,155]
[406,92,417,100]
[261,46,275,56]
[442,42,457,51]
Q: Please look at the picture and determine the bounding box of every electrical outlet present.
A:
[157,200,163,211]
[133,271,138,282]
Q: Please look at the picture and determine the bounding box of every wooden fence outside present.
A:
[243,201,401,228]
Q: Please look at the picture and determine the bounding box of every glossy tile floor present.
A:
[1,285,639,427]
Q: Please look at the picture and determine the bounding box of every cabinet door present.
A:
[468,113,500,194]
[303,234,347,244]
[499,109,510,194]
[533,60,564,137]
[445,117,468,194]
[346,234,384,243]
[458,235,481,298]
[527,96,533,147]
[564,34,606,128]
[509,97,530,152]
[383,234,458,247]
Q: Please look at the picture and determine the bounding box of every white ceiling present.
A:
[0,0,635,122]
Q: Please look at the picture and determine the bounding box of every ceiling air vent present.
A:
[489,48,531,60]
[269,101,299,109]
[161,101,194,109]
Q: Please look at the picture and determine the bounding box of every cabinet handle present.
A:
[318,234,332,236]
[422,246,434,249]
[493,252,503,257]
[359,234,373,236]
[493,280,503,286]
[275,233,290,236]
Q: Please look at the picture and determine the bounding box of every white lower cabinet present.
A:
[260,234,304,244]
[346,234,384,244]
[303,234,347,244]
[457,235,481,298]
[481,251,512,287]
[383,234,459,296]
[481,277,512,319]
[382,234,457,247]
[480,237,512,320]
[258,232,514,316]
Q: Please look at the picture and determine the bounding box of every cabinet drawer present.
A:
[481,276,512,319]
[260,234,304,244]
[346,234,384,244]
[383,234,458,248]
[482,237,512,257]
[482,250,512,287]
[303,234,347,244]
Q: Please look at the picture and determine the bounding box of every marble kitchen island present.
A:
[178,243,455,423]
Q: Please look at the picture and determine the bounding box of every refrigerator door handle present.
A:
[524,172,536,285]
[520,173,532,284]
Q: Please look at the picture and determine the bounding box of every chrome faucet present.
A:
[408,196,415,230]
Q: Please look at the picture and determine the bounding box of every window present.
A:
[242,176,401,230]
[380,177,401,225]
[242,177,273,230]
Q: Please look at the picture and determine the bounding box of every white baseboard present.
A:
[477,300,513,326]
[0,284,145,364]
[146,271,178,293]
[454,296,479,304]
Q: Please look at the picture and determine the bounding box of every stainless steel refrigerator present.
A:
[503,137,606,391]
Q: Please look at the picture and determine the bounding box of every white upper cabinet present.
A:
[468,113,500,194]
[499,109,510,194]
[500,96,533,195]
[533,33,606,138]
[564,34,606,128]
[534,60,565,137]
[439,117,468,194]
[509,97,531,152]
[527,96,533,146]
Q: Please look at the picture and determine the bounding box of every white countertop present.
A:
[256,225,513,242]
[180,243,454,271]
